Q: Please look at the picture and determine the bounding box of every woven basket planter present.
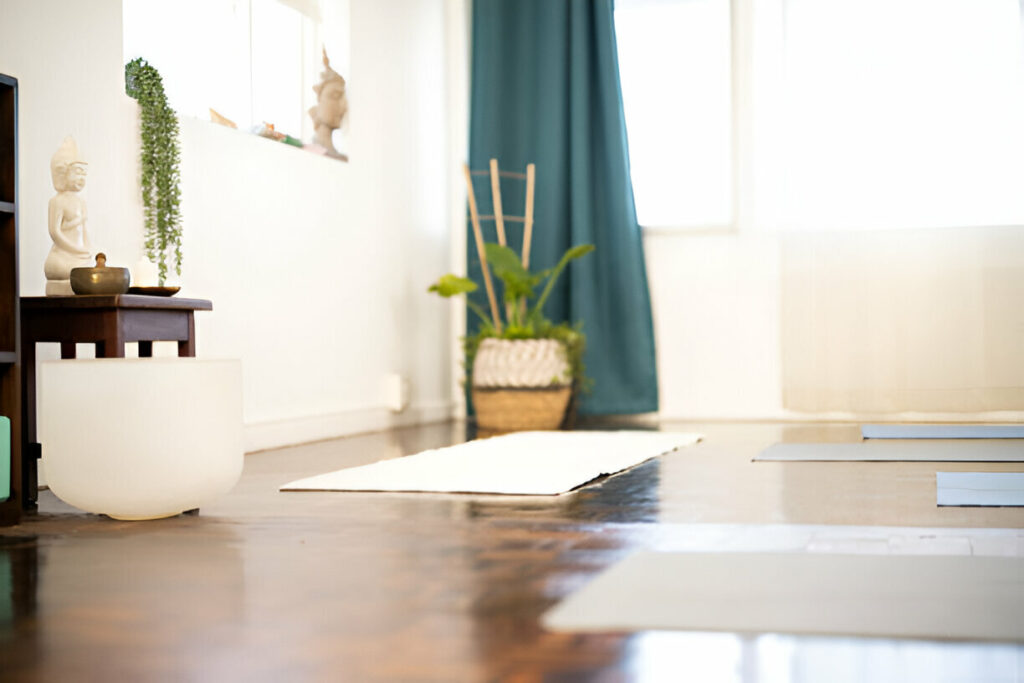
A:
[472,338,572,432]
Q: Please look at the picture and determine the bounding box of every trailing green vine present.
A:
[125,58,182,285]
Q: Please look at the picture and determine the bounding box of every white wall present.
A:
[0,1,130,282]
[1,0,455,451]
[645,230,782,419]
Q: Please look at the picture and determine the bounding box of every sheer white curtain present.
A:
[616,0,1024,414]
[782,228,1024,414]
[776,0,1024,414]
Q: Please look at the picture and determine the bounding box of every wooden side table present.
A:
[19,294,212,508]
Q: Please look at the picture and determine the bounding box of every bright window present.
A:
[123,0,348,144]
[616,0,1024,231]
[123,0,251,126]
[615,0,734,228]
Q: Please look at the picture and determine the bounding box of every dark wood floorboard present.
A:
[1,421,1021,681]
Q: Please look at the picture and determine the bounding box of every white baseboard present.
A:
[244,401,454,453]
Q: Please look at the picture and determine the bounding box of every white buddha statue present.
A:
[309,48,348,160]
[44,136,93,295]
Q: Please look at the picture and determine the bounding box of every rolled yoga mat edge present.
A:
[937,472,1024,507]
[862,424,1024,440]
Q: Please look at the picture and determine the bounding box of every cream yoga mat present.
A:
[280,431,701,495]
[937,472,1024,507]
[542,552,1024,642]
[862,424,1024,439]
[755,442,1024,462]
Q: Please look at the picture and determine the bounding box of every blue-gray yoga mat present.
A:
[862,424,1024,439]
[755,441,1024,462]
[937,472,1024,507]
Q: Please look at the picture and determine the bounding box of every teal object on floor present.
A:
[0,416,9,502]
[468,0,658,415]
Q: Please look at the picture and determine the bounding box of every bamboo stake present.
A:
[519,163,536,320]
[470,170,528,179]
[489,158,515,323]
[489,158,507,247]
[522,163,536,269]
[463,163,502,333]
[477,215,526,222]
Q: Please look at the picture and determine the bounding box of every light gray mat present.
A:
[937,472,1024,507]
[755,441,1024,462]
[542,552,1024,642]
[862,424,1024,439]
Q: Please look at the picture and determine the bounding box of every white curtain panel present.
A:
[780,227,1024,413]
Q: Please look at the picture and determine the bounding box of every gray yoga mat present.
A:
[542,552,1024,642]
[937,472,1024,507]
[755,441,1024,462]
[862,424,1024,439]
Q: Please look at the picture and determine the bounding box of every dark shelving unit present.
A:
[0,73,21,526]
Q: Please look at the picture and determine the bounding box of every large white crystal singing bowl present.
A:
[40,358,243,520]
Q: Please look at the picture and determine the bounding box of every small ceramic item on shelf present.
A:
[44,136,93,295]
[252,121,286,141]
[70,253,130,295]
[208,108,237,129]
[132,257,159,286]
[127,258,179,295]
[127,286,180,297]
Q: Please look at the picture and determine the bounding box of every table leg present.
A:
[95,341,125,358]
[97,311,126,358]
[138,341,153,357]
[21,340,34,449]
[178,314,196,357]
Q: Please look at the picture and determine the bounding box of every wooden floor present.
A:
[1,421,1022,681]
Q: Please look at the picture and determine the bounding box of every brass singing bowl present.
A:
[70,253,131,295]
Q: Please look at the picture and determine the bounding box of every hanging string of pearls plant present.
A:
[125,57,182,286]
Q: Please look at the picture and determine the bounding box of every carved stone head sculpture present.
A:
[309,48,348,159]
[50,136,88,192]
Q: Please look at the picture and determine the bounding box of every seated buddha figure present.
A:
[44,136,93,295]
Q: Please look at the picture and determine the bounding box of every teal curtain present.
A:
[468,0,658,414]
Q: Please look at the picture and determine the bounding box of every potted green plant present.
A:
[125,58,182,286]
[429,242,594,431]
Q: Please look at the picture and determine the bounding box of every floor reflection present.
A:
[456,459,661,524]
[622,631,1024,683]
[0,535,41,676]
[0,535,39,625]
[1,522,246,680]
